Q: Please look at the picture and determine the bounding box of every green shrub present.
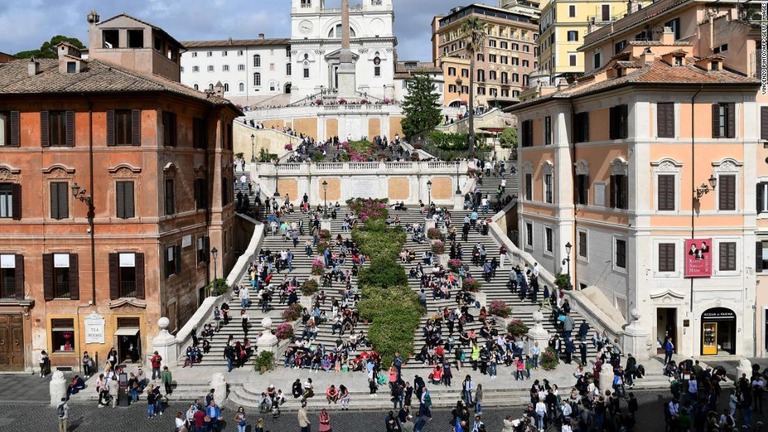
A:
[207,278,229,296]
[301,278,319,296]
[463,277,482,292]
[541,347,560,371]
[281,303,303,322]
[352,225,406,262]
[506,319,529,336]
[357,285,423,366]
[254,350,275,374]
[427,227,443,240]
[359,258,408,288]
[316,240,331,255]
[319,229,331,240]
[311,152,326,162]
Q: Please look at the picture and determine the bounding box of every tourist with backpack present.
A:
[57,397,69,432]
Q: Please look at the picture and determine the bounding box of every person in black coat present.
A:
[413,375,425,402]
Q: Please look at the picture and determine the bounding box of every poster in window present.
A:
[685,238,712,277]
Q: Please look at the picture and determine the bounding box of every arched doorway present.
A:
[284,83,292,94]
[701,307,736,355]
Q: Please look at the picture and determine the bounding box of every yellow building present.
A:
[538,0,649,81]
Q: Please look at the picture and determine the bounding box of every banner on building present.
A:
[685,238,712,277]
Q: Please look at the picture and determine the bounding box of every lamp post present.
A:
[250,134,255,162]
[273,161,280,197]
[695,173,718,200]
[562,241,572,290]
[455,161,462,195]
[71,183,96,305]
[427,180,433,207]
[211,247,219,295]
[322,180,328,219]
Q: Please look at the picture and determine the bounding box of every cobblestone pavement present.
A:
[2,389,767,432]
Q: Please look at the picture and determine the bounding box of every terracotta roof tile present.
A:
[182,38,291,48]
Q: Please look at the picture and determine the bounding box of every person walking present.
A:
[147,389,156,418]
[234,406,247,432]
[40,350,51,378]
[241,309,250,336]
[57,397,69,432]
[298,401,311,432]
[662,337,674,365]
[161,366,173,395]
[319,408,332,432]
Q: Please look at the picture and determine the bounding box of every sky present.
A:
[0,0,453,61]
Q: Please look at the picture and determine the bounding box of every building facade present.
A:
[512,0,765,359]
[432,3,540,108]
[0,12,239,371]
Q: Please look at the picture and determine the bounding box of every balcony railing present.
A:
[119,281,136,298]
[54,282,70,299]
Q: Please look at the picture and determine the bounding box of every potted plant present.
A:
[310,258,325,276]
[275,322,294,340]
[431,240,445,255]
[284,143,294,151]
[254,350,275,374]
[448,259,463,273]
[282,303,303,322]
[506,319,530,337]
[555,273,570,290]
[315,98,323,105]
[427,228,443,240]
[463,277,481,292]
[301,278,320,296]
[488,300,511,318]
[541,347,560,371]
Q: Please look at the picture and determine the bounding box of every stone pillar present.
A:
[210,372,228,406]
[152,317,179,368]
[257,316,279,353]
[526,310,550,357]
[599,362,614,396]
[49,370,67,406]
[321,218,332,233]
[424,218,435,231]
[622,308,651,361]
[737,358,752,381]
[474,292,488,308]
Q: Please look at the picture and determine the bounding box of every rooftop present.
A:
[183,38,292,49]
[394,61,442,78]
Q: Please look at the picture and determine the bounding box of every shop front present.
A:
[701,307,736,355]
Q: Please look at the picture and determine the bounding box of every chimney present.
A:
[660,26,675,44]
[27,58,40,76]
[258,33,265,40]
[556,78,568,90]
[641,47,654,64]
[86,10,100,25]
[214,81,224,96]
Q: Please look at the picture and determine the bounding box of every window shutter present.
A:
[609,175,616,208]
[40,111,50,147]
[726,103,736,138]
[621,176,629,209]
[621,105,628,138]
[583,113,589,141]
[11,183,21,220]
[175,246,181,275]
[761,107,768,141]
[50,183,58,220]
[43,253,54,301]
[135,253,145,300]
[131,109,141,146]
[106,110,116,146]
[14,254,24,300]
[65,111,75,146]
[9,111,19,147]
[659,175,675,210]
[658,103,674,137]
[757,241,764,273]
[53,182,68,219]
[125,181,135,218]
[116,181,125,218]
[719,175,736,211]
[109,253,119,300]
[69,253,79,301]
[711,104,720,138]
[758,183,764,214]
[609,107,617,139]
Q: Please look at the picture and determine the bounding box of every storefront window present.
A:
[51,318,75,353]
[701,308,736,355]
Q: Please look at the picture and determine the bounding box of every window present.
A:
[197,236,209,265]
[569,5,576,17]
[237,64,245,72]
[609,174,629,209]
[50,182,69,220]
[374,66,381,77]
[657,103,675,138]
[500,42,508,49]
[116,181,135,219]
[254,72,261,86]
[194,178,208,209]
[512,73,519,82]
[477,53,484,62]
[500,56,508,65]
[222,51,228,57]
[615,239,627,269]
[162,111,177,147]
[544,116,552,145]
[477,87,486,96]
[657,174,676,211]
[523,45,530,53]
[664,18,680,40]
[614,40,626,54]
[165,178,175,216]
[525,222,533,247]
[192,66,199,73]
[712,103,735,138]
[66,62,76,74]
[477,69,485,82]
[448,67,456,76]
[165,245,181,278]
[501,72,508,84]
[718,242,736,271]
[523,75,529,86]
[238,50,244,56]
[761,107,768,141]
[609,105,628,139]
[512,43,519,51]
[569,54,577,67]
[593,51,602,69]
[223,83,229,92]
[0,111,19,146]
[286,63,292,75]
[192,52,198,58]
[567,31,579,42]
[576,174,589,205]
[511,58,519,66]
[206,65,214,72]
[193,118,207,149]
[107,109,140,146]
[109,253,145,299]
[578,231,587,258]
[524,173,532,200]
[488,40,497,48]
[758,182,768,214]
[461,69,469,78]
[222,65,229,72]
[303,67,310,78]
[718,174,736,211]
[0,254,21,299]
[0,183,20,219]
[544,174,553,203]
[601,4,611,21]
[545,227,553,252]
[103,30,119,48]
[206,51,213,57]
[253,54,261,67]
[42,253,78,300]
[448,84,457,93]
[522,60,529,68]
[50,318,75,353]
[239,82,245,92]
[520,120,533,147]
[574,112,589,142]
[41,111,75,147]
[658,243,675,272]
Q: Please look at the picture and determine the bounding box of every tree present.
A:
[460,17,488,155]
[15,35,85,59]
[401,74,441,142]
[499,127,518,154]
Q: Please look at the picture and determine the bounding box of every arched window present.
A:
[253,54,261,67]
[239,82,245,92]
[253,72,261,86]
[223,83,229,92]
[328,24,356,38]
[208,83,214,91]
[193,84,199,90]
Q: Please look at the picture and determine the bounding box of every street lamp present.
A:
[71,182,96,305]
[211,247,219,295]
[695,173,718,200]
[427,180,433,207]
[455,161,462,195]
[322,180,328,219]
[562,241,572,290]
[273,161,280,197]
[250,134,255,162]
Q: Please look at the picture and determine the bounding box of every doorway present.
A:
[0,314,24,371]
[701,307,736,355]
[284,83,292,94]
[656,308,677,354]
[115,317,141,363]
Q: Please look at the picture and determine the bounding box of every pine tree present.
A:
[401,74,441,142]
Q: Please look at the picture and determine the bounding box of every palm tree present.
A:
[460,16,488,155]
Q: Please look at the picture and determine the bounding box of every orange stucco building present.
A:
[0,12,239,371]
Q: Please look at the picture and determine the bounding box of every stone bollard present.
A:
[737,358,752,381]
[152,317,178,369]
[49,370,67,406]
[210,372,228,406]
[599,362,614,396]
[257,316,279,353]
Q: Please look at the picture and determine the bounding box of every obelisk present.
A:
[337,0,357,98]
